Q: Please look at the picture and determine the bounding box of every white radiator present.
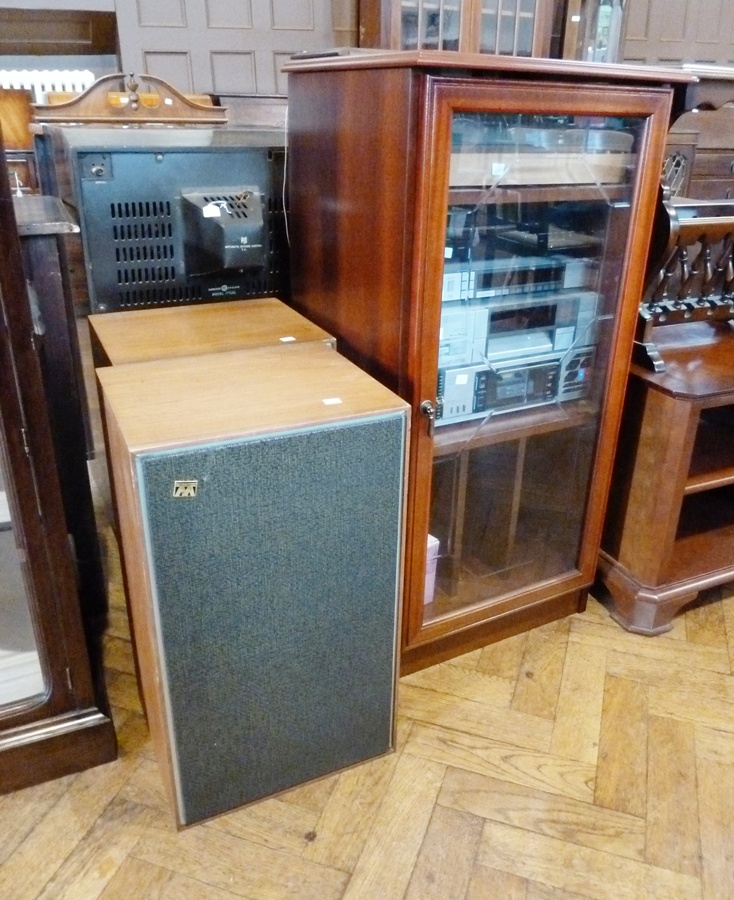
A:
[0,69,95,103]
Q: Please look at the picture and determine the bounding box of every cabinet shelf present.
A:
[448,184,631,205]
[434,399,595,456]
[685,467,734,494]
[667,487,734,583]
[427,536,574,624]
[685,409,734,494]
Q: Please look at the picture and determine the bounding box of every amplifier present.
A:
[437,344,595,425]
[38,125,288,312]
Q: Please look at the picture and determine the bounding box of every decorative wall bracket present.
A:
[33,72,227,126]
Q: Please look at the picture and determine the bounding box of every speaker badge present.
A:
[172,480,198,498]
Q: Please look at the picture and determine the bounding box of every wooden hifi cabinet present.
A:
[284,51,687,672]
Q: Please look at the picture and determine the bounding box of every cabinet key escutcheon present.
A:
[420,400,436,437]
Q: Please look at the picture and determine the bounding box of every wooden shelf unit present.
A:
[600,322,734,633]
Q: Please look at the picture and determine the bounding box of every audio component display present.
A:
[439,289,597,369]
[437,286,598,424]
[443,252,594,303]
[443,255,565,301]
[437,345,595,424]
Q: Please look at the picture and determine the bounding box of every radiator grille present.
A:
[0,68,94,102]
[117,285,204,307]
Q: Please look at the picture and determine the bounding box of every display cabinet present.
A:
[14,195,108,652]
[358,0,553,57]
[560,0,626,63]
[0,150,116,793]
[284,51,687,672]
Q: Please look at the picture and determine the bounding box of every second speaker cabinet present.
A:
[98,342,409,826]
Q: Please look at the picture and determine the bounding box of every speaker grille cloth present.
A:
[138,414,404,823]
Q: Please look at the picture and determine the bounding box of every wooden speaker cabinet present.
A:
[98,342,409,825]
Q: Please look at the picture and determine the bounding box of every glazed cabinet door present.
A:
[402,77,670,668]
[359,0,552,55]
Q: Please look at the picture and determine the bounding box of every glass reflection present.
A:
[0,428,44,707]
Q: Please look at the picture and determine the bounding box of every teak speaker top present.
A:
[89,297,333,367]
[97,342,409,453]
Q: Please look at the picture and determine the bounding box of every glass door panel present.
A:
[402,0,463,50]
[480,0,537,55]
[424,109,643,625]
[0,422,45,708]
[515,0,537,55]
[498,0,519,54]
[479,1,499,53]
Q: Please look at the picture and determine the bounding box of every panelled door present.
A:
[116,0,357,96]
[623,0,734,65]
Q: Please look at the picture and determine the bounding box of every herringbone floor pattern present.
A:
[2,528,734,898]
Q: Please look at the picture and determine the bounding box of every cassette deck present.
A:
[437,260,599,424]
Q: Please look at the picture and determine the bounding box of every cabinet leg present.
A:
[596,553,699,635]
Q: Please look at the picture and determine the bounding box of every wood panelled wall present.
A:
[4,1,734,95]
[114,0,357,96]
[622,0,734,65]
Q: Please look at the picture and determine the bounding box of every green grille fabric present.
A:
[137,413,405,824]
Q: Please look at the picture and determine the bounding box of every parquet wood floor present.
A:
[3,529,734,898]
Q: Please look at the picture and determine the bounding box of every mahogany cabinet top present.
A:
[283,49,695,88]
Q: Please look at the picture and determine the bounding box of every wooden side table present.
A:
[599,321,734,633]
